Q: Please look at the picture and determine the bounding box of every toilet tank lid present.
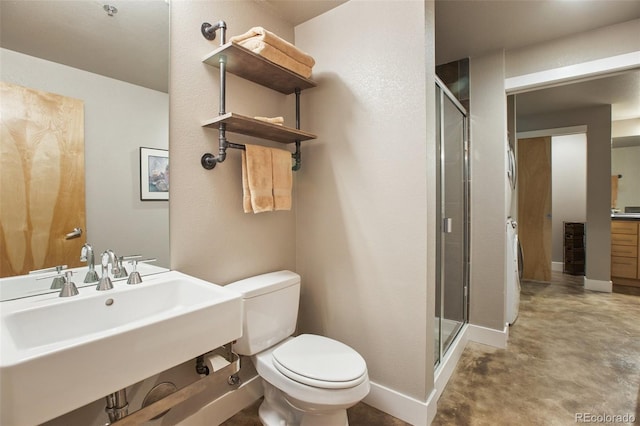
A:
[225,270,300,299]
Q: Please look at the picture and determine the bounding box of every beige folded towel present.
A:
[243,145,274,213]
[230,26,315,67]
[237,39,312,78]
[254,116,284,126]
[271,148,292,211]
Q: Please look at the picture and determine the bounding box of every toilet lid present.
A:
[271,334,367,389]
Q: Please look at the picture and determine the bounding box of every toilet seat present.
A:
[271,334,367,389]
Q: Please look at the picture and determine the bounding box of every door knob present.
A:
[65,227,83,239]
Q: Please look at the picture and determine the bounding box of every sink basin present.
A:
[0,270,242,425]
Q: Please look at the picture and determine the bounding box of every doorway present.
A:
[516,131,587,282]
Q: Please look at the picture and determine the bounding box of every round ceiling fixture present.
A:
[103,4,118,17]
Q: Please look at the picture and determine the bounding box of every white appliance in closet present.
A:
[506,217,521,325]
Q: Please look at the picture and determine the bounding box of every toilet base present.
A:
[258,379,349,426]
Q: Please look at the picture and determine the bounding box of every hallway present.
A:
[433,274,640,425]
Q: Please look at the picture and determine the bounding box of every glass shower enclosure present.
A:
[434,78,470,366]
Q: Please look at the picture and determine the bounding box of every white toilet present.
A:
[226,270,370,426]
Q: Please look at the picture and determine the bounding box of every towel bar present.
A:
[201,140,301,171]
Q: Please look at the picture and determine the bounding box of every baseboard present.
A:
[178,375,263,426]
[467,323,509,349]
[583,276,612,293]
[364,324,491,426]
[363,381,432,426]
[552,262,564,272]
[434,325,469,402]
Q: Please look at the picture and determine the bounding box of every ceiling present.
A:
[1,0,638,124]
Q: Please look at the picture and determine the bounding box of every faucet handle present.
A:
[33,265,68,289]
[97,252,114,291]
[113,255,141,279]
[126,258,156,285]
[59,271,79,297]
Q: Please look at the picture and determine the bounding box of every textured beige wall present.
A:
[294,1,435,400]
[468,50,508,331]
[505,19,640,78]
[170,1,297,284]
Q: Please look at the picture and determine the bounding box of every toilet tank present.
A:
[225,270,300,356]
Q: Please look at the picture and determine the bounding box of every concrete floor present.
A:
[433,274,640,425]
[223,274,640,425]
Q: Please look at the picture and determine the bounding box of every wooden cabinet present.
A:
[611,220,640,286]
[564,222,585,275]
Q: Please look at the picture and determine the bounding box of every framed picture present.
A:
[140,147,169,201]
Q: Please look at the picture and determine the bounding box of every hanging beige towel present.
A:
[272,148,292,211]
[243,145,274,213]
[254,116,284,126]
[237,39,312,78]
[229,27,316,67]
[241,151,252,213]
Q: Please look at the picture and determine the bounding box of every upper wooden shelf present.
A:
[202,112,317,144]
[202,42,317,94]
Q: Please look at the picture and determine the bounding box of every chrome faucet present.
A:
[59,271,79,297]
[106,249,120,277]
[80,243,99,283]
[96,251,114,291]
[114,256,128,279]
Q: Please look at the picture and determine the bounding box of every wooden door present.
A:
[0,82,86,277]
[518,136,552,281]
[611,175,619,209]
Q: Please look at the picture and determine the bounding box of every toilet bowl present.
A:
[226,271,370,426]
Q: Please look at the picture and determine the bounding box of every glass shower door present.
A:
[434,79,469,366]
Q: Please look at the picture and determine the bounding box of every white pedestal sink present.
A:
[0,270,242,425]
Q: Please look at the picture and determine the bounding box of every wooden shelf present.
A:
[202,113,317,144]
[203,43,317,95]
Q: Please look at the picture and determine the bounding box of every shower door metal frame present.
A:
[435,77,470,366]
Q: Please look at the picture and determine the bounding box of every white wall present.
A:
[0,48,170,268]
[551,134,587,263]
[612,145,640,210]
[295,0,434,405]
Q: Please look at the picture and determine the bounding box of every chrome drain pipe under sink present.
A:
[105,389,129,423]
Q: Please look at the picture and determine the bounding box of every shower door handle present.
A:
[442,218,453,233]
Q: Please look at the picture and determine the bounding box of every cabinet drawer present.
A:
[611,244,638,258]
[611,256,638,279]
[611,233,638,246]
[611,221,639,235]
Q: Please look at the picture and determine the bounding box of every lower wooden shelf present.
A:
[202,112,316,144]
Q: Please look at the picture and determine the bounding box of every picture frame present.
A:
[140,147,169,201]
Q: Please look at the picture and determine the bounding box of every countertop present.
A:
[611,214,640,221]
